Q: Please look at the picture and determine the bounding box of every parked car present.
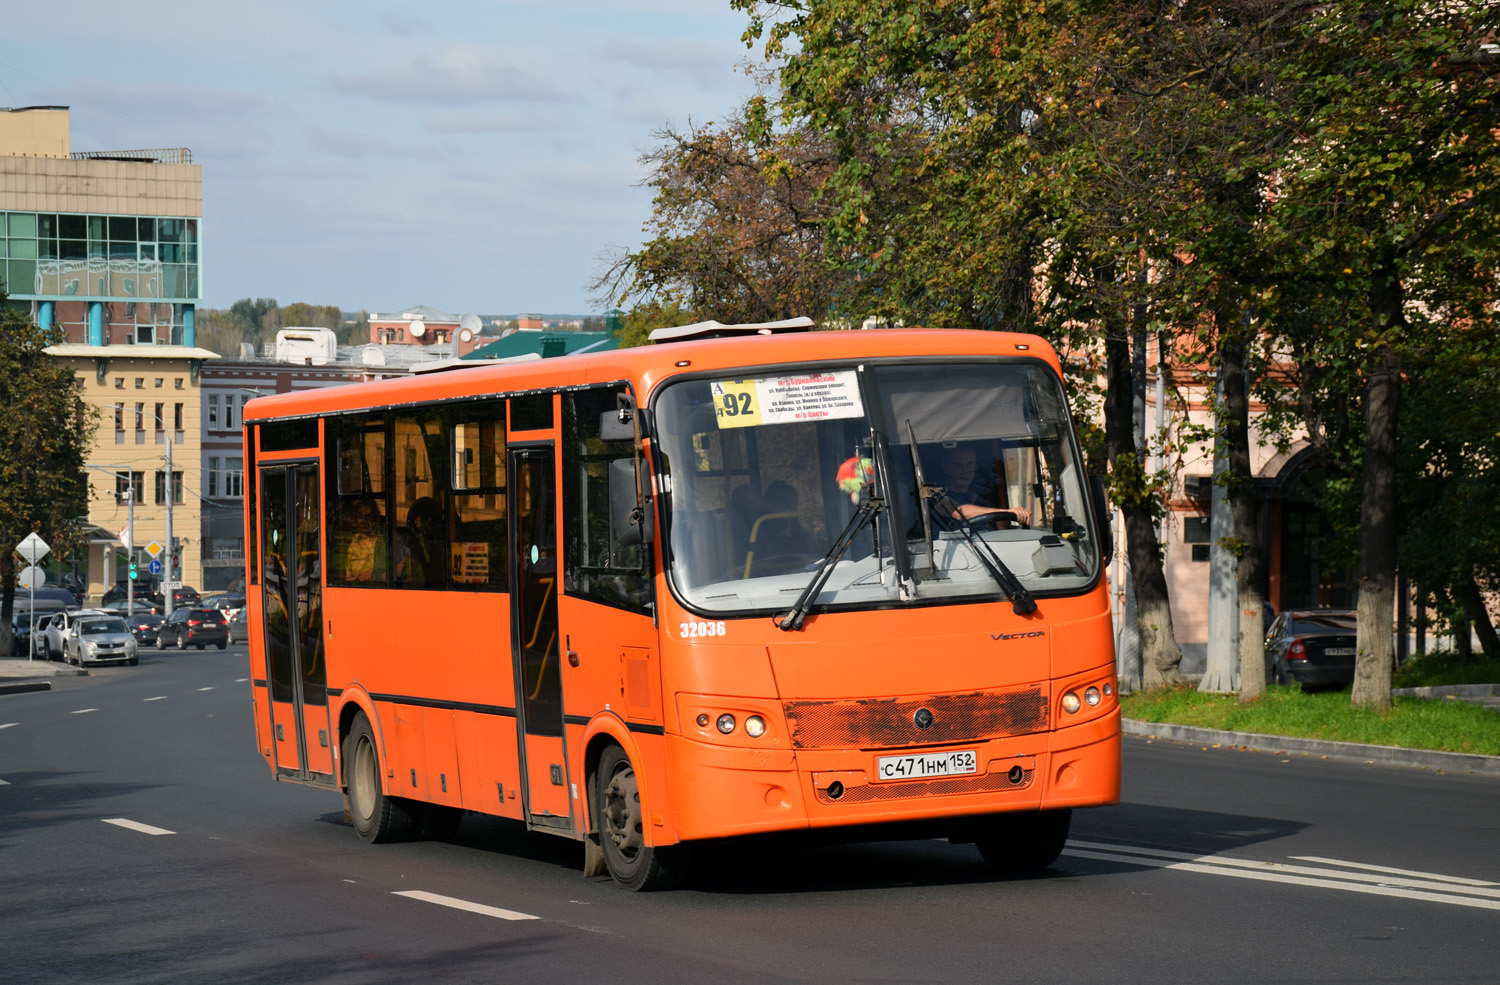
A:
[226,607,250,645]
[63,614,139,667]
[1266,608,1359,689]
[157,607,228,650]
[124,611,165,646]
[23,586,82,611]
[9,610,50,656]
[41,608,108,661]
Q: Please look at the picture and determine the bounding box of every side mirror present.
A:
[1089,474,1113,549]
[599,409,634,442]
[609,458,654,546]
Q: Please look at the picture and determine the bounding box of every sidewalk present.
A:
[0,656,86,694]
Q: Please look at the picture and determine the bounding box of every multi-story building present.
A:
[3,105,215,602]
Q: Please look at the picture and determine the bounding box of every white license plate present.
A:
[1324,647,1355,656]
[876,749,978,781]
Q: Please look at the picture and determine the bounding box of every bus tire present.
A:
[595,744,689,891]
[975,808,1072,873]
[345,711,419,844]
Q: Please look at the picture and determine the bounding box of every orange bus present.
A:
[243,321,1120,889]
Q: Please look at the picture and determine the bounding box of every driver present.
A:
[938,446,1032,526]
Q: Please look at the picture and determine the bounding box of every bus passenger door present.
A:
[509,446,572,828]
[260,463,335,785]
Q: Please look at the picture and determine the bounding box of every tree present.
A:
[0,297,95,655]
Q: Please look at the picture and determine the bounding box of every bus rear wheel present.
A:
[345,711,420,844]
[974,808,1072,874]
[595,745,689,891]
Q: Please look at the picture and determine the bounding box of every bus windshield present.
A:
[654,359,1100,615]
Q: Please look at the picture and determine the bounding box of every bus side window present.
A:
[327,414,391,587]
[392,412,449,590]
[451,405,508,591]
[562,388,653,613]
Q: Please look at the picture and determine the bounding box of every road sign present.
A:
[146,540,164,558]
[163,580,181,591]
[17,565,45,589]
[149,559,162,575]
[16,532,50,565]
[118,529,133,551]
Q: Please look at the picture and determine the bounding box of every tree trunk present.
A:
[1352,267,1403,710]
[1456,576,1499,660]
[0,558,15,658]
[1221,314,1267,701]
[1105,327,1182,688]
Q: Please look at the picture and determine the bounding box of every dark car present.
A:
[226,607,250,645]
[102,582,163,609]
[157,607,228,650]
[124,611,165,646]
[1265,608,1358,689]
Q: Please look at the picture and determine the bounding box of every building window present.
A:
[114,377,124,389]
[207,393,219,428]
[155,378,164,388]
[174,402,183,432]
[224,456,243,498]
[225,395,237,431]
[135,378,144,389]
[115,471,144,505]
[114,403,124,444]
[155,470,185,505]
[174,378,183,389]
[134,402,144,430]
[207,456,219,498]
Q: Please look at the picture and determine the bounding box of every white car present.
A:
[42,608,107,661]
[64,614,139,666]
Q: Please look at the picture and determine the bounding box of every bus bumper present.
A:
[663,709,1120,843]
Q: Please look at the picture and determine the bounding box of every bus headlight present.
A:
[1084,686,1101,707]
[1061,691,1082,714]
[744,715,766,738]
[716,714,737,734]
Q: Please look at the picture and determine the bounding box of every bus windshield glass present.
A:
[653,360,1099,615]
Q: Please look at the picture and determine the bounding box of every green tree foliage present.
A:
[0,296,95,653]
[196,299,365,357]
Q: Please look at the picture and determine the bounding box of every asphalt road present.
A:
[3,645,1497,985]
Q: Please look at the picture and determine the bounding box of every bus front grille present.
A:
[813,766,1036,805]
[783,687,1048,750]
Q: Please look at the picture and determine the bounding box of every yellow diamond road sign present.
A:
[146,540,164,558]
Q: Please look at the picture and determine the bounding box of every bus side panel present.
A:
[455,710,524,820]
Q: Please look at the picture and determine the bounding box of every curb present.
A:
[1123,718,1500,777]
[1391,684,1500,699]
[0,680,52,695]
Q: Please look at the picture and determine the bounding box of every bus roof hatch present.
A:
[647,316,814,344]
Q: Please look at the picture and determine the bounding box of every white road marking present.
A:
[1290,855,1500,888]
[102,818,175,836]
[0,722,16,729]
[198,687,215,692]
[1065,841,1500,911]
[0,778,10,785]
[144,696,167,702]
[235,678,248,683]
[393,890,538,921]
[72,708,98,715]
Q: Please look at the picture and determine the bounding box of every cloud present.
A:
[423,111,557,135]
[302,125,430,160]
[326,43,572,106]
[598,37,749,89]
[381,13,432,36]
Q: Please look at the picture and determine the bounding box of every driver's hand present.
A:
[1009,507,1032,526]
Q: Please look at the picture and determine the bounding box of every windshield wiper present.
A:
[775,495,883,632]
[923,491,1038,615]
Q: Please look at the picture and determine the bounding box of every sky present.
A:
[1,1,766,316]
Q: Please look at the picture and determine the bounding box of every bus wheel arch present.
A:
[586,737,690,891]
[343,708,420,843]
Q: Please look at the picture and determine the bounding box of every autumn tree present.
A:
[0,298,94,654]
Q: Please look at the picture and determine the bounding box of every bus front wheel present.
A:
[974,808,1072,873]
[595,745,690,891]
[345,712,420,844]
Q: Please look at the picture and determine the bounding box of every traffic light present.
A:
[129,559,138,580]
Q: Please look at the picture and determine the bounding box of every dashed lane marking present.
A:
[235,678,248,683]
[0,778,10,785]
[144,696,167,702]
[71,708,98,715]
[393,890,538,921]
[1065,840,1500,911]
[0,722,16,729]
[102,818,175,836]
[198,687,215,692]
[1290,856,1500,888]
